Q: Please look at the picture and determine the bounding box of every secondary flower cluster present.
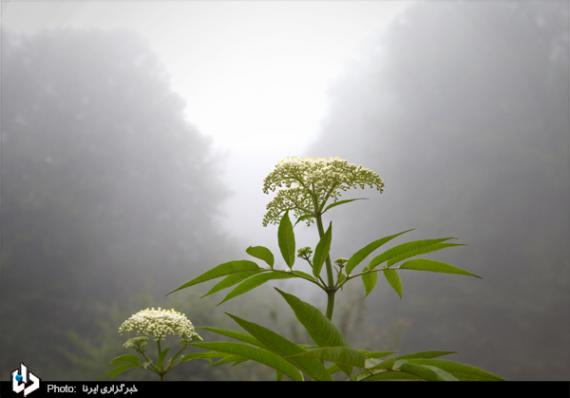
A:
[262,157,384,226]
[118,307,201,344]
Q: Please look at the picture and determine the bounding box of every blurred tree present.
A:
[0,29,232,378]
[308,2,569,380]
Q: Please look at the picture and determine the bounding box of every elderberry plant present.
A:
[143,157,502,381]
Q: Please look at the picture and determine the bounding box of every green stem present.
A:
[344,266,391,284]
[165,346,187,372]
[326,291,335,320]
[316,213,336,320]
[135,348,161,376]
[156,340,166,381]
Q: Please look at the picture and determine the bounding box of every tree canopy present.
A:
[0,29,230,377]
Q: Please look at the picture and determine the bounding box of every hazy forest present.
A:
[1,1,568,381]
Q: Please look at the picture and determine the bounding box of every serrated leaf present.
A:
[399,259,481,278]
[278,211,296,268]
[369,351,454,371]
[288,346,367,368]
[362,268,378,296]
[361,371,422,381]
[199,326,263,347]
[383,269,403,298]
[218,271,297,305]
[201,270,261,298]
[323,198,367,213]
[275,288,345,347]
[404,358,503,381]
[192,341,304,381]
[368,238,455,270]
[346,229,414,274]
[246,246,275,268]
[227,313,331,381]
[312,222,332,278]
[396,361,458,381]
[169,260,261,294]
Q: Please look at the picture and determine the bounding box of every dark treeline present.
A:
[308,2,569,380]
[0,30,237,378]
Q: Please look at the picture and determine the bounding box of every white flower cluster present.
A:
[262,157,384,226]
[118,307,201,344]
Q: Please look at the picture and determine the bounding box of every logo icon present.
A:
[12,363,40,396]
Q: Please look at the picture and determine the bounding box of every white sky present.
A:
[2,1,406,242]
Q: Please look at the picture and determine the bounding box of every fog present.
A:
[1,1,568,381]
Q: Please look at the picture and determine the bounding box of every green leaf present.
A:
[210,355,246,367]
[201,270,261,298]
[323,198,367,213]
[246,246,275,268]
[362,371,422,381]
[383,269,403,298]
[326,364,342,375]
[180,351,225,363]
[396,361,458,381]
[278,211,296,268]
[107,364,140,379]
[199,326,263,347]
[275,288,345,347]
[387,242,465,266]
[227,313,331,381]
[404,359,503,381]
[192,341,304,381]
[362,268,378,296]
[312,222,332,278]
[399,259,481,278]
[108,355,142,378]
[397,351,456,360]
[369,351,454,371]
[226,313,303,355]
[364,351,394,359]
[288,346,367,368]
[368,238,456,270]
[345,229,414,275]
[219,272,297,305]
[169,260,261,294]
[111,354,140,367]
[290,270,318,283]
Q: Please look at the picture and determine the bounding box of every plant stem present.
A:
[315,213,336,320]
[326,291,335,320]
[156,340,166,381]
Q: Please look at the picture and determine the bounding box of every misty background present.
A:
[1,1,568,381]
